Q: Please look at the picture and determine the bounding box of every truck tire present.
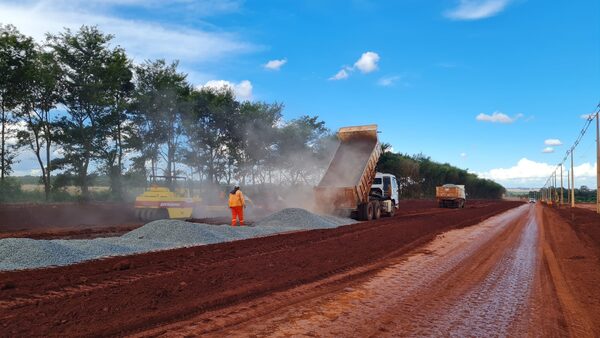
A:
[358,203,370,221]
[366,202,374,221]
[388,206,395,217]
[372,201,381,219]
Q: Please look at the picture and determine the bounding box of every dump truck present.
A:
[315,124,399,221]
[436,184,466,208]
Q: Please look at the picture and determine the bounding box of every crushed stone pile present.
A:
[254,208,355,229]
[0,208,356,271]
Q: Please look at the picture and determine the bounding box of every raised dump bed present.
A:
[315,125,396,220]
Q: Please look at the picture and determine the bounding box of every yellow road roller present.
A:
[134,176,201,221]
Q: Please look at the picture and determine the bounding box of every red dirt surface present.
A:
[0,200,521,336]
[574,203,598,212]
[0,203,141,239]
[535,204,600,336]
[163,203,599,337]
[554,205,600,250]
[0,199,490,240]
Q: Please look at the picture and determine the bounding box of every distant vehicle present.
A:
[529,198,536,203]
[315,125,399,221]
[436,184,466,208]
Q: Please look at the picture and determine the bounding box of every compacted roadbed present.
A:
[0,200,521,336]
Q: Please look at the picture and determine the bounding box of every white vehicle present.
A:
[371,172,400,208]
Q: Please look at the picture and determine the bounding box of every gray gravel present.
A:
[0,208,355,271]
[254,208,354,229]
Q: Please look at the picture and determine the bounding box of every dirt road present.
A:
[1,201,598,336]
[139,204,600,337]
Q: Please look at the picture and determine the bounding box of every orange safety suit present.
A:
[228,189,245,226]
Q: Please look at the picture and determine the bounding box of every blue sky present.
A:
[1,0,599,188]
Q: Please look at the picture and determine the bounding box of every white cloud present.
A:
[329,68,351,81]
[330,51,380,80]
[544,139,562,146]
[479,158,597,187]
[445,0,511,20]
[573,162,598,178]
[475,111,522,124]
[581,113,597,120]
[264,58,287,71]
[0,1,253,65]
[542,147,554,153]
[377,75,400,87]
[354,51,380,73]
[199,80,253,100]
[460,152,467,158]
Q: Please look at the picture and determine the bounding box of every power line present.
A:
[540,102,600,207]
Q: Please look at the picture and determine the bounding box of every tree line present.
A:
[377,147,506,199]
[1,24,506,202]
[0,24,333,201]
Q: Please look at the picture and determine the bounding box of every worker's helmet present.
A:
[234,184,240,189]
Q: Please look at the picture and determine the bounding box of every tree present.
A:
[132,59,190,184]
[16,47,61,200]
[182,87,239,184]
[0,25,35,183]
[234,101,283,184]
[48,26,120,200]
[376,151,506,199]
[96,48,134,198]
[275,115,330,185]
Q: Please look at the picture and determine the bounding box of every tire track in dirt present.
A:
[148,205,536,337]
[536,205,599,337]
[0,201,521,337]
[0,204,496,311]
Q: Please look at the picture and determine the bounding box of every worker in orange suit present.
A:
[228,185,245,226]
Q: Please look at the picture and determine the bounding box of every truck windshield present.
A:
[383,177,391,195]
[373,178,382,185]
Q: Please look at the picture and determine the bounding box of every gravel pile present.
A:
[0,208,355,271]
[254,208,355,229]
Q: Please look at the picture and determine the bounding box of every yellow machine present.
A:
[134,176,201,221]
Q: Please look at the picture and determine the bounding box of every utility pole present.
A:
[560,164,564,206]
[553,172,557,204]
[597,111,599,214]
[571,149,575,207]
[567,169,571,205]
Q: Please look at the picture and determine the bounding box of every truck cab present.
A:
[371,172,399,207]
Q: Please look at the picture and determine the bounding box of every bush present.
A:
[0,177,22,202]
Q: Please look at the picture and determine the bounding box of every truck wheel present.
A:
[372,201,381,219]
[366,202,374,221]
[388,207,396,217]
[358,203,370,221]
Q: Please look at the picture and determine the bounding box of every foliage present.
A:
[0,24,35,181]
[377,149,506,199]
[47,26,119,200]
[0,24,511,204]
[16,46,62,200]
